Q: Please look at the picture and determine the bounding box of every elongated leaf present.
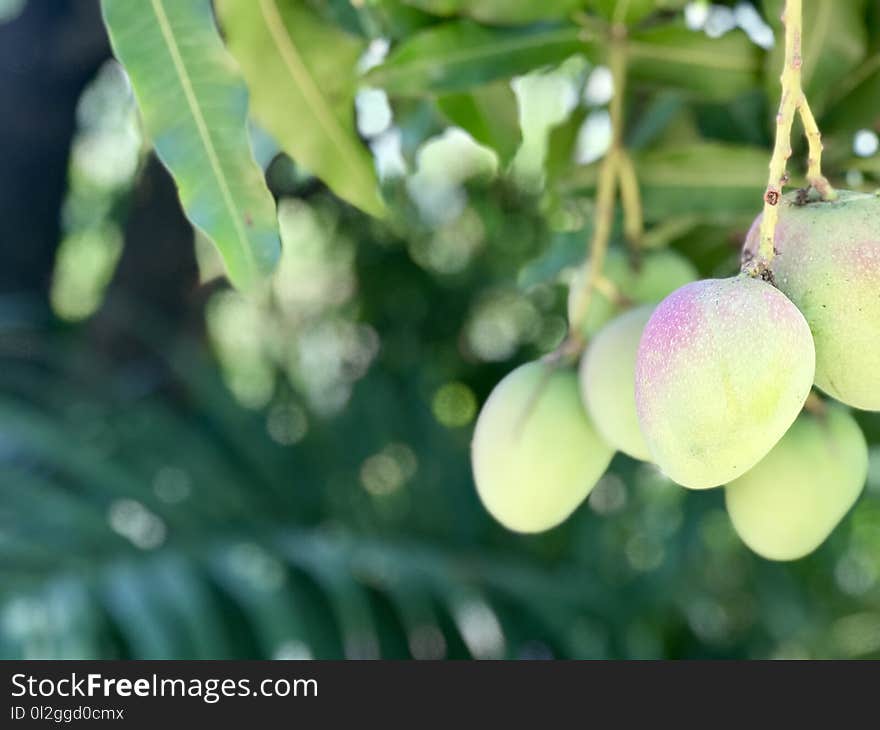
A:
[217,0,385,219]
[101,0,280,291]
[821,53,880,136]
[366,20,588,95]
[633,143,766,221]
[562,142,767,222]
[764,0,867,117]
[404,0,584,25]
[437,82,521,165]
[627,22,761,101]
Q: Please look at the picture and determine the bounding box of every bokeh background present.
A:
[1,0,879,660]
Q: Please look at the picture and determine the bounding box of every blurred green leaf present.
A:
[404,0,585,25]
[366,20,588,95]
[545,107,588,181]
[764,0,867,117]
[437,82,522,165]
[217,0,385,218]
[627,22,761,100]
[626,92,685,150]
[517,226,589,289]
[821,53,880,137]
[100,0,281,292]
[562,142,767,222]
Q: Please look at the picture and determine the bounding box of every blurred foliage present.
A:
[3,0,880,659]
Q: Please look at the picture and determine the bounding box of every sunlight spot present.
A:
[108,499,166,550]
[451,597,506,659]
[273,640,313,660]
[432,382,477,428]
[266,402,309,445]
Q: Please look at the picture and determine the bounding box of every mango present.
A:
[568,247,698,336]
[580,305,653,461]
[743,190,880,410]
[471,361,613,532]
[635,275,815,489]
[726,405,867,561]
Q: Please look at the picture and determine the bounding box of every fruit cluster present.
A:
[472,191,877,560]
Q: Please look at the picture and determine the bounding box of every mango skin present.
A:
[568,248,698,336]
[725,405,867,561]
[743,190,880,410]
[580,305,653,461]
[471,361,614,533]
[635,275,815,489]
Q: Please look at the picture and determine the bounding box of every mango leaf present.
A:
[627,22,761,100]
[101,0,280,292]
[437,82,521,165]
[366,20,588,95]
[821,53,880,136]
[518,226,590,289]
[545,107,588,182]
[404,0,585,25]
[625,91,685,150]
[217,0,385,218]
[561,142,767,222]
[764,0,867,117]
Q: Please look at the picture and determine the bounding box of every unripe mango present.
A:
[635,275,815,489]
[580,305,653,461]
[568,248,698,336]
[471,361,614,533]
[725,405,868,561]
[743,190,880,410]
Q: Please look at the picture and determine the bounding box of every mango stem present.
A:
[749,0,836,277]
[568,28,627,344]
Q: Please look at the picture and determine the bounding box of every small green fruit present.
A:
[725,405,868,561]
[471,361,614,533]
[743,190,880,410]
[580,305,653,461]
[568,248,698,336]
[635,275,815,489]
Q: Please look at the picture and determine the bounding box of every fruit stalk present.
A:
[617,149,643,247]
[568,27,627,341]
[798,97,836,201]
[751,0,835,274]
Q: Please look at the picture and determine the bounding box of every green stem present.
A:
[568,28,627,344]
[748,0,835,276]
[798,96,836,201]
[617,149,643,247]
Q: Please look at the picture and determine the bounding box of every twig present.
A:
[617,149,643,247]
[798,96,836,201]
[568,30,627,343]
[748,0,836,276]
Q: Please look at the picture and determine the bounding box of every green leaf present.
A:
[404,0,585,25]
[627,22,761,101]
[562,142,767,222]
[217,0,385,219]
[437,82,522,165]
[821,53,880,136]
[100,0,280,292]
[366,20,588,95]
[626,92,686,150]
[517,226,589,289]
[545,106,587,182]
[764,0,867,117]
